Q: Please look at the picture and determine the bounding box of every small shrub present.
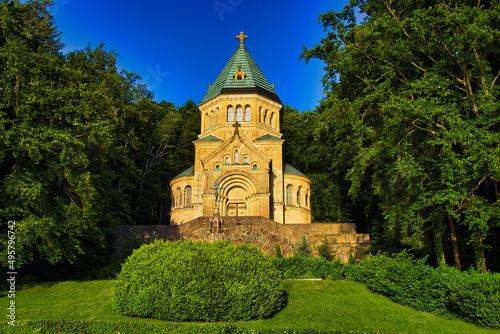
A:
[106,253,121,278]
[316,235,335,261]
[113,240,286,322]
[348,252,355,264]
[275,243,283,258]
[293,234,312,257]
[274,255,345,280]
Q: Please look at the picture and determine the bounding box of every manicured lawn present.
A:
[238,280,499,333]
[2,279,499,333]
[8,280,164,324]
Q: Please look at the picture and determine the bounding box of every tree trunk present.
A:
[433,227,446,266]
[474,235,487,273]
[448,215,461,270]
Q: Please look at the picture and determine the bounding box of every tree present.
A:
[0,0,175,271]
[275,243,283,258]
[0,0,104,267]
[316,235,336,261]
[293,234,312,257]
[281,105,356,224]
[301,0,500,271]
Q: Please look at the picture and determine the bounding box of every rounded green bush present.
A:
[347,250,500,329]
[113,240,286,322]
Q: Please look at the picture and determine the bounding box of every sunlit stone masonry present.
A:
[170,32,312,225]
[116,32,370,262]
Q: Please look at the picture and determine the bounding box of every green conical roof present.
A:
[284,163,307,177]
[200,45,281,105]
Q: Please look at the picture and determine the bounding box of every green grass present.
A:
[9,280,165,324]
[2,279,499,333]
[238,280,500,333]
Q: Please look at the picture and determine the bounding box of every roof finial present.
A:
[236,31,248,46]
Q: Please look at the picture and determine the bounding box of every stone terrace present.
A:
[114,217,370,263]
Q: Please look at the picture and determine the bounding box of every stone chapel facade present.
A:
[170,32,312,225]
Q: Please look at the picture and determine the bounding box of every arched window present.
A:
[185,186,192,206]
[225,157,230,165]
[236,105,243,122]
[286,185,293,205]
[234,150,239,164]
[176,187,182,207]
[227,105,234,122]
[305,189,309,208]
[259,107,262,123]
[204,113,209,129]
[243,156,249,164]
[245,105,251,122]
[270,112,274,127]
[297,186,302,207]
[171,192,175,207]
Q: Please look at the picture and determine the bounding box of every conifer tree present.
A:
[275,243,283,258]
[316,235,335,261]
[293,234,312,257]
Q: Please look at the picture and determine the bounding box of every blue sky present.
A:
[48,0,348,111]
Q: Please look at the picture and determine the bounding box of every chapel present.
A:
[169,32,312,225]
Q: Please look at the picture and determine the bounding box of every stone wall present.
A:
[114,217,370,263]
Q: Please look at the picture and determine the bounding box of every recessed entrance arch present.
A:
[216,172,259,217]
[226,186,247,216]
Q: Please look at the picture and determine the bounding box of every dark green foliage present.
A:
[316,235,335,261]
[0,0,201,280]
[281,106,355,224]
[348,251,500,328]
[274,255,345,280]
[348,251,446,312]
[293,234,312,257]
[275,243,283,259]
[0,320,245,334]
[113,240,286,322]
[348,252,355,265]
[300,0,500,269]
[440,266,500,329]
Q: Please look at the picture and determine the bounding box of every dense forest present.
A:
[0,0,499,279]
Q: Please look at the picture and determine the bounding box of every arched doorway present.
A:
[226,186,247,216]
[217,172,259,217]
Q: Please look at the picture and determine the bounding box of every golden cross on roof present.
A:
[236,31,248,46]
